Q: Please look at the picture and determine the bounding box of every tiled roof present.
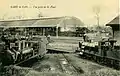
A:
[107,15,120,25]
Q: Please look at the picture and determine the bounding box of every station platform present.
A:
[47,42,79,53]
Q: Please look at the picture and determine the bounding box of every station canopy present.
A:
[0,16,84,28]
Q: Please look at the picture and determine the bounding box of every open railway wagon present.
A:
[76,38,120,69]
[0,31,48,66]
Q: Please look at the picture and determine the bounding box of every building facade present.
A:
[106,15,120,44]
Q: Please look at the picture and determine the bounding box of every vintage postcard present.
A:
[0,0,119,76]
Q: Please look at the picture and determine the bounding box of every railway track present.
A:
[55,53,84,76]
[14,54,40,67]
[62,54,84,74]
[54,54,66,72]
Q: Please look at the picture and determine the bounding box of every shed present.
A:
[0,16,84,36]
[106,15,120,44]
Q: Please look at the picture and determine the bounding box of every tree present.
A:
[93,5,101,27]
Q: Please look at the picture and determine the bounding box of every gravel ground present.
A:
[65,54,120,76]
[0,54,120,76]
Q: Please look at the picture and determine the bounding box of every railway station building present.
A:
[0,16,84,37]
[106,15,120,43]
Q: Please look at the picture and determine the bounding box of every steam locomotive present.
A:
[76,35,120,69]
[0,32,48,66]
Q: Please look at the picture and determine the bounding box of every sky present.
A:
[0,0,119,25]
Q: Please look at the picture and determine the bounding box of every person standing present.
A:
[47,34,51,43]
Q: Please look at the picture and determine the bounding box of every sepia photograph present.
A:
[0,0,120,76]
